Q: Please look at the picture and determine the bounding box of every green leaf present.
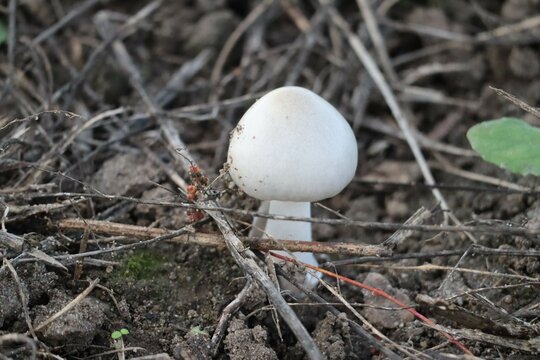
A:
[120,328,129,335]
[467,117,540,176]
[0,20,7,45]
[111,330,122,340]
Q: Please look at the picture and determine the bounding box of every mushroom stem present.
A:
[249,201,270,238]
[264,200,320,289]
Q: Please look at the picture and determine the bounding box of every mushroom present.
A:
[227,86,358,290]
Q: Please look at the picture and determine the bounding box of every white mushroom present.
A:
[227,86,358,291]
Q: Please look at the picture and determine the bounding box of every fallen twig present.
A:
[56,218,390,257]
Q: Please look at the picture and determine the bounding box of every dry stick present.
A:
[3,259,37,340]
[209,0,274,108]
[21,108,126,186]
[429,155,532,192]
[154,50,212,107]
[327,247,540,267]
[94,12,156,111]
[210,281,255,356]
[379,18,472,43]
[2,175,537,236]
[475,14,540,43]
[201,200,323,360]
[490,86,540,121]
[82,347,147,360]
[430,324,540,353]
[402,85,476,108]
[94,9,196,180]
[353,178,540,195]
[33,278,100,333]
[401,62,473,86]
[381,207,431,249]
[51,221,209,261]
[31,0,101,46]
[53,0,161,105]
[353,263,539,282]
[0,230,24,252]
[56,218,389,256]
[26,191,538,236]
[355,0,398,83]
[325,5,481,247]
[166,91,264,119]
[325,6,449,212]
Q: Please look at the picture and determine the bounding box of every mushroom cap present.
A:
[227,86,358,202]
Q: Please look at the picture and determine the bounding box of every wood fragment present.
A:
[0,230,24,251]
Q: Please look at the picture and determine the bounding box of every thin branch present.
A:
[490,86,540,121]
[3,259,37,339]
[323,4,450,212]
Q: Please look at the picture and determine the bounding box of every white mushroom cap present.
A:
[227,86,358,202]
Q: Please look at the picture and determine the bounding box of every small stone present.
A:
[33,291,107,347]
[91,153,160,196]
[361,272,415,329]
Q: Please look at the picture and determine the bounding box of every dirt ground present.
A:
[1,0,540,359]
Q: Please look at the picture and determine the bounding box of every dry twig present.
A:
[56,218,390,257]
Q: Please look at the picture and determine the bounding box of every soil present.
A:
[1,1,540,359]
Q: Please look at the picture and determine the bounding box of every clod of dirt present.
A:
[33,290,107,347]
[91,153,161,196]
[525,202,540,230]
[343,196,380,240]
[224,318,277,360]
[173,328,212,360]
[361,272,415,329]
[0,263,58,328]
[312,312,350,360]
[184,10,240,55]
[508,47,540,79]
[134,186,188,228]
[0,273,24,328]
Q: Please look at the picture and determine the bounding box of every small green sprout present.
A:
[111,328,129,340]
[111,328,130,360]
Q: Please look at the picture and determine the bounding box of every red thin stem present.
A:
[270,251,472,355]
